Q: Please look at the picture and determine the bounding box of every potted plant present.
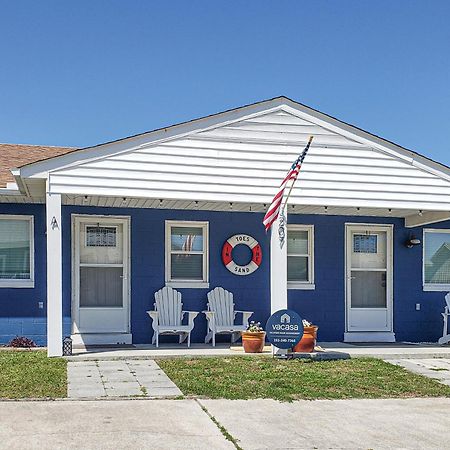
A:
[292,319,318,353]
[241,321,266,353]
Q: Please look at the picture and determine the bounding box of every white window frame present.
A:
[0,215,34,288]
[165,220,209,288]
[287,224,315,290]
[423,228,450,291]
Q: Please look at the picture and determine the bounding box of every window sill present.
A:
[0,280,34,288]
[166,281,210,289]
[288,283,315,290]
[423,285,450,292]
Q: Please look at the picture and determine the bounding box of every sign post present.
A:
[265,309,304,357]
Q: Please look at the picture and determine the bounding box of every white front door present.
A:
[72,216,131,345]
[345,224,394,341]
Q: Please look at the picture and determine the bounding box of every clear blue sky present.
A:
[1,1,449,164]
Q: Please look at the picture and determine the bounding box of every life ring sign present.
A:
[222,234,262,275]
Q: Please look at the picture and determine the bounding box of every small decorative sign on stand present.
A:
[265,309,304,357]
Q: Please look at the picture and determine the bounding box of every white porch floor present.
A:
[66,342,450,361]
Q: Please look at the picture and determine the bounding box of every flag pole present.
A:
[276,135,313,249]
[281,135,313,213]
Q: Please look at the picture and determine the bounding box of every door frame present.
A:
[71,214,131,343]
[344,223,394,341]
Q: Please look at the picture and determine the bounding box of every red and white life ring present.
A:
[221,234,262,276]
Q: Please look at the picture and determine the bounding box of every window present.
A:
[165,221,209,288]
[0,215,34,288]
[287,225,314,289]
[423,229,450,291]
[353,234,378,254]
[86,226,117,247]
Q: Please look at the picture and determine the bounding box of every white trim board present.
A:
[344,332,396,343]
[71,333,132,346]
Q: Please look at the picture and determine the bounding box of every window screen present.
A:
[287,227,313,284]
[0,218,31,280]
[168,223,207,282]
[424,231,450,285]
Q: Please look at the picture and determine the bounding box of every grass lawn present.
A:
[0,350,67,399]
[159,356,450,402]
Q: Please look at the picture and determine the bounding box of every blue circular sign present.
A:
[265,309,304,349]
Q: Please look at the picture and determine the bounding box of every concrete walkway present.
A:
[68,359,182,398]
[200,397,450,449]
[0,399,233,450]
[389,358,450,386]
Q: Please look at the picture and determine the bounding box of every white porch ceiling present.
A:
[0,191,418,217]
[2,191,449,227]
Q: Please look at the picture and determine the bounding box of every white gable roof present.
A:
[14,97,450,212]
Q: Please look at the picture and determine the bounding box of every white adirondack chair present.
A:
[438,292,450,345]
[204,287,254,346]
[147,286,198,347]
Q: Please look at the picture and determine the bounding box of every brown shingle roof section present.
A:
[0,143,76,188]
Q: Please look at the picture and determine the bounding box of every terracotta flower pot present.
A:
[241,331,266,353]
[292,325,318,353]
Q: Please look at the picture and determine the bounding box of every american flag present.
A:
[263,137,313,232]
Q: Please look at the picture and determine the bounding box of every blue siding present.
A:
[0,204,48,345]
[1,202,449,345]
[62,206,270,344]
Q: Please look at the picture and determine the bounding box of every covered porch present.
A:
[42,193,450,356]
[7,97,450,356]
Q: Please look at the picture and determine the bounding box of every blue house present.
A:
[1,97,450,356]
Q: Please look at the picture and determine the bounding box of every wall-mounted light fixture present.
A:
[405,233,421,248]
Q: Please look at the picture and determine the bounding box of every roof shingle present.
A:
[0,143,75,188]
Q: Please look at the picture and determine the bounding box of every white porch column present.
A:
[270,212,288,313]
[46,181,63,357]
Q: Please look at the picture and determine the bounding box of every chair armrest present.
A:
[234,310,254,326]
[147,310,158,321]
[182,311,199,327]
[203,310,215,322]
[146,311,159,332]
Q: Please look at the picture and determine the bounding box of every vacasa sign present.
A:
[265,309,304,349]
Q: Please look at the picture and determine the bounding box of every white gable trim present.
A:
[18,100,286,179]
[279,103,450,182]
[15,97,450,184]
